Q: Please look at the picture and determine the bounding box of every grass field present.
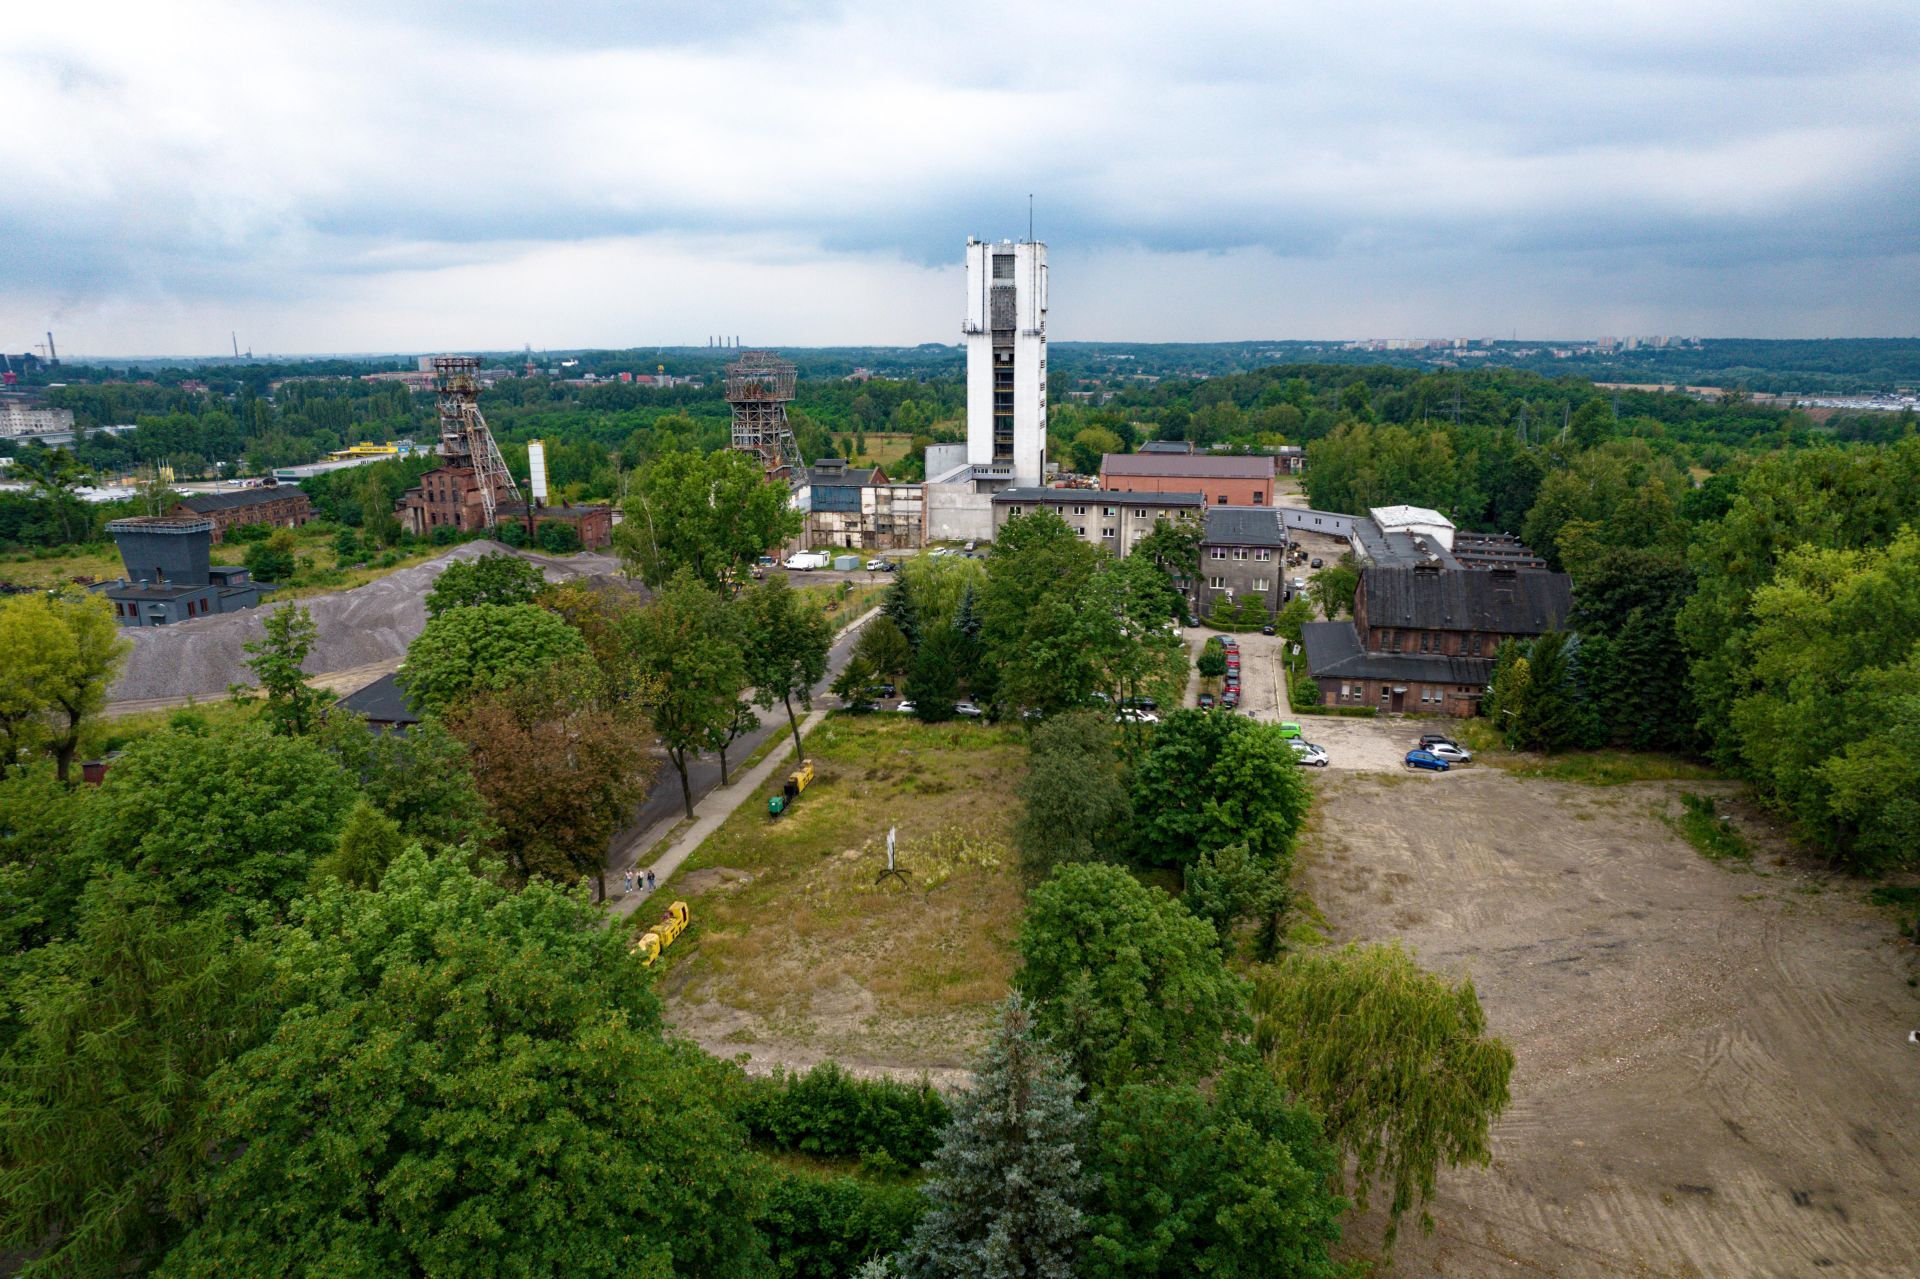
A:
[1453,719,1722,786]
[656,714,1027,1075]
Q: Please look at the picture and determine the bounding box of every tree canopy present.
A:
[398,601,590,714]
[615,448,801,591]
[423,550,548,617]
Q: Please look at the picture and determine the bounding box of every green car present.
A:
[1278,721,1302,740]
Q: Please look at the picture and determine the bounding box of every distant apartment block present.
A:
[1,403,76,436]
[990,488,1203,558]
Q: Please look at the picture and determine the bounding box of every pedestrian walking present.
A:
[646,868,656,891]
[624,869,634,894]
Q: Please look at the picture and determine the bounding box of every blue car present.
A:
[1404,749,1450,772]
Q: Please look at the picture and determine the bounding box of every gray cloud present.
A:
[1,0,1916,354]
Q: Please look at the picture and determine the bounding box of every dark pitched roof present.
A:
[1139,440,1195,454]
[178,485,309,514]
[1202,506,1287,548]
[1361,566,1571,634]
[1301,621,1494,685]
[1101,453,1276,479]
[993,487,1205,507]
[333,672,422,726]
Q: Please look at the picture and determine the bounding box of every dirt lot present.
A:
[1303,769,1920,1276]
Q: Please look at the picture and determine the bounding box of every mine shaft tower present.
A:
[433,356,520,528]
[726,350,804,484]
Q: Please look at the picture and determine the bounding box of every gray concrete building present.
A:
[1196,506,1289,618]
[990,488,1203,558]
[91,516,275,627]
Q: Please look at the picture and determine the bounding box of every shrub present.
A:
[758,1167,925,1279]
[536,520,582,553]
[738,1062,951,1166]
[224,521,272,544]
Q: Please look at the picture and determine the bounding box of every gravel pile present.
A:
[111,543,629,702]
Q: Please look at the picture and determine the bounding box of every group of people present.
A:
[623,867,657,895]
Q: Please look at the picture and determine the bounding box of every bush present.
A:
[738,1062,951,1166]
[757,1165,926,1279]
[430,524,463,546]
[536,520,582,553]
[224,521,273,544]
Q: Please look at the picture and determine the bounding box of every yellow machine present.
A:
[632,900,691,967]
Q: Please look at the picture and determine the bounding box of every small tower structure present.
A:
[726,350,803,484]
[432,356,519,528]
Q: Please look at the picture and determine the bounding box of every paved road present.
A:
[609,607,878,871]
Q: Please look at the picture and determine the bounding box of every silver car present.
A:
[1289,739,1330,767]
[1425,741,1472,764]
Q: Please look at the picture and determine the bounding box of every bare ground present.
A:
[1302,768,1920,1277]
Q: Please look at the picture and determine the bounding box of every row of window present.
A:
[1334,682,1472,704]
[1209,546,1273,561]
[1377,629,1487,656]
[1207,576,1274,592]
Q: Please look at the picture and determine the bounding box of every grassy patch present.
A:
[1867,885,1920,944]
[92,697,260,752]
[1665,792,1753,862]
[1452,721,1721,786]
[658,715,1027,1065]
[0,544,126,588]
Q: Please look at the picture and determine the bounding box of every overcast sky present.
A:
[3,0,1917,357]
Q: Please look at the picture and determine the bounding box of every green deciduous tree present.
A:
[627,574,749,818]
[1130,516,1204,601]
[832,655,879,712]
[1082,1063,1344,1279]
[0,591,130,782]
[616,448,801,592]
[1129,711,1311,872]
[423,550,547,617]
[1306,557,1359,621]
[1180,841,1291,959]
[895,996,1090,1279]
[1252,943,1514,1252]
[237,603,328,736]
[740,576,834,763]
[315,713,492,850]
[307,798,408,891]
[0,876,276,1279]
[158,850,769,1279]
[1196,644,1227,681]
[855,615,913,679]
[78,721,355,919]
[398,601,589,715]
[242,528,297,585]
[979,511,1103,714]
[1017,710,1131,874]
[1015,862,1245,1090]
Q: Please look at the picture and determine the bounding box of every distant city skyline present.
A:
[3,1,1918,357]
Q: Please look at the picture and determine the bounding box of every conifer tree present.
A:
[895,996,1090,1279]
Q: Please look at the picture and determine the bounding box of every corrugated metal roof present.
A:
[1360,566,1571,633]
[179,486,310,514]
[1202,506,1287,548]
[1100,453,1276,479]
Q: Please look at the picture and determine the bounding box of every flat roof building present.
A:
[1099,453,1278,506]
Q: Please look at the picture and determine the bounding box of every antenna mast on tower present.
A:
[432,356,520,528]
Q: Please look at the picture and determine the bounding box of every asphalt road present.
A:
[619,605,877,839]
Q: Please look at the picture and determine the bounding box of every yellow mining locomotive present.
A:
[632,900,691,967]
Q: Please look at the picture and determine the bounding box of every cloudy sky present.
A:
[3,0,1917,356]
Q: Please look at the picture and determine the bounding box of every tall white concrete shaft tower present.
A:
[963,238,1047,487]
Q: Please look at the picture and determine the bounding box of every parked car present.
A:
[867,683,897,700]
[1278,721,1302,739]
[1425,742,1473,764]
[1290,577,1307,592]
[1417,733,1459,750]
[1404,748,1450,771]
[1198,693,1216,709]
[1116,708,1161,724]
[1185,614,1201,627]
[894,701,917,715]
[1290,740,1330,767]
[1260,623,1276,635]
[865,558,890,571]
[1122,696,1159,712]
[1220,690,1239,709]
[1310,557,1324,569]
[1220,636,1237,648]
[954,701,985,718]
[757,555,776,567]
[964,540,977,552]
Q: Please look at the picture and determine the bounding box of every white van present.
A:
[784,551,830,571]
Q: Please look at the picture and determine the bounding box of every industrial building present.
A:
[795,459,923,551]
[1099,453,1278,506]
[395,358,522,537]
[1,403,75,437]
[91,516,276,627]
[990,488,1202,558]
[1195,506,1289,618]
[171,484,314,543]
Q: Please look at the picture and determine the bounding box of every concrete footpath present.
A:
[607,605,878,920]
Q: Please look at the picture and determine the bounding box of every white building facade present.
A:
[963,238,1048,488]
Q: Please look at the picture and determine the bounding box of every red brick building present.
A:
[1099,453,1277,506]
[172,484,313,543]
[395,464,495,536]
[499,502,614,550]
[1301,563,1573,716]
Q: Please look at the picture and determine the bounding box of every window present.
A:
[1380,628,1395,650]
[1209,575,1226,590]
[1217,494,1228,504]
[1072,505,1087,516]
[1233,548,1247,560]
[1339,683,1351,700]
[1419,632,1432,653]
[1252,577,1270,592]
[1468,634,1481,656]
[1255,548,1272,561]
[1101,527,1116,539]
[1077,526,1088,537]
[1102,506,1117,518]
[1211,547,1227,560]
[1253,491,1264,503]
[1008,505,1023,516]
